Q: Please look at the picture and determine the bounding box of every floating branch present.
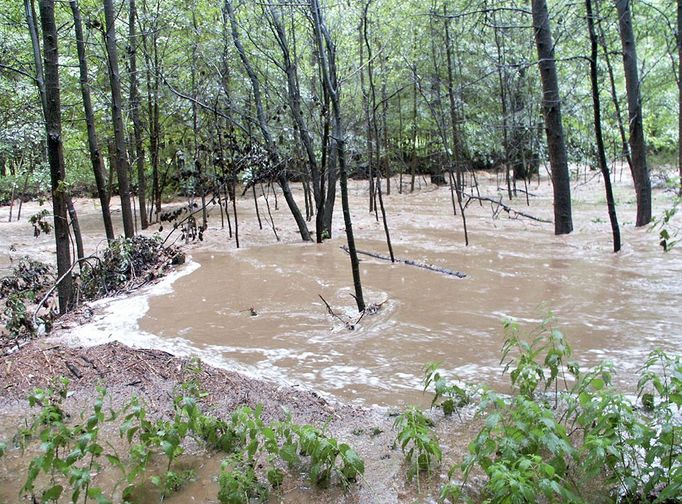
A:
[341,246,466,278]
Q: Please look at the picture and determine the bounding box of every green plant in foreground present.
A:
[423,362,472,417]
[439,318,682,504]
[20,379,114,504]
[394,406,442,480]
[8,360,366,504]
[651,179,680,252]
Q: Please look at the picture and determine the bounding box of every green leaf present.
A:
[42,485,63,502]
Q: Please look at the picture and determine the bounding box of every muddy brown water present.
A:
[23,173,678,407]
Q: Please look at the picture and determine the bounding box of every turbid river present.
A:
[21,172,679,407]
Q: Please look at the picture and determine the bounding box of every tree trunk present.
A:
[268,4,325,241]
[310,0,365,312]
[225,0,311,241]
[38,0,74,314]
[531,0,573,234]
[678,0,681,195]
[444,9,464,204]
[104,0,135,238]
[615,0,651,226]
[129,0,148,229]
[587,0,621,252]
[69,0,115,241]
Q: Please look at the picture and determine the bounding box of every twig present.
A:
[464,193,552,224]
[318,295,348,325]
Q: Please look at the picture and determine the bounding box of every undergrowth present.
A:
[4,358,364,503]
[432,315,682,503]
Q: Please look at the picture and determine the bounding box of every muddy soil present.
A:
[0,339,477,503]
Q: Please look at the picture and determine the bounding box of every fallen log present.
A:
[341,246,466,278]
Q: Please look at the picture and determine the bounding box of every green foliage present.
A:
[394,406,441,480]
[423,362,472,417]
[218,453,267,504]
[440,318,682,503]
[500,316,577,401]
[10,359,364,503]
[651,181,681,252]
[20,379,114,504]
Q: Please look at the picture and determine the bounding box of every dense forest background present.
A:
[0,0,680,311]
[1,0,677,201]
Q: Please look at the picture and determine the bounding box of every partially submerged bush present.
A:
[0,257,54,348]
[439,317,682,504]
[79,235,182,300]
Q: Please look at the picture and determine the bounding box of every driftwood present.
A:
[464,194,552,224]
[341,246,466,278]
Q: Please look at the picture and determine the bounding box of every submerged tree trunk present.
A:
[678,0,681,195]
[615,0,651,226]
[69,0,115,241]
[311,0,365,312]
[104,0,135,238]
[38,0,74,314]
[129,0,147,229]
[531,0,573,234]
[586,0,621,252]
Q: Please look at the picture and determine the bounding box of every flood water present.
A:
[35,173,682,407]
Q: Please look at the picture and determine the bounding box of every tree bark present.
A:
[129,0,147,229]
[69,0,115,241]
[310,0,365,312]
[678,0,682,195]
[268,5,326,241]
[615,0,651,226]
[587,0,621,252]
[104,0,135,238]
[531,0,573,234]
[225,0,311,241]
[38,0,74,314]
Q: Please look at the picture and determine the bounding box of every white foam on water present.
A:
[53,259,201,349]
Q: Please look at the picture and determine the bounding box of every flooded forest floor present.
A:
[0,170,680,502]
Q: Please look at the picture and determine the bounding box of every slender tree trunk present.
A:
[410,64,417,193]
[140,0,162,222]
[444,9,464,203]
[492,13,513,200]
[268,4,324,241]
[615,0,651,226]
[225,0,311,241]
[531,0,573,234]
[595,4,633,174]
[129,0,147,229]
[66,197,84,260]
[38,0,74,314]
[587,0,621,252]
[311,0,365,312]
[359,8,375,213]
[376,171,394,262]
[69,0,115,241]
[678,0,681,195]
[104,0,135,238]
